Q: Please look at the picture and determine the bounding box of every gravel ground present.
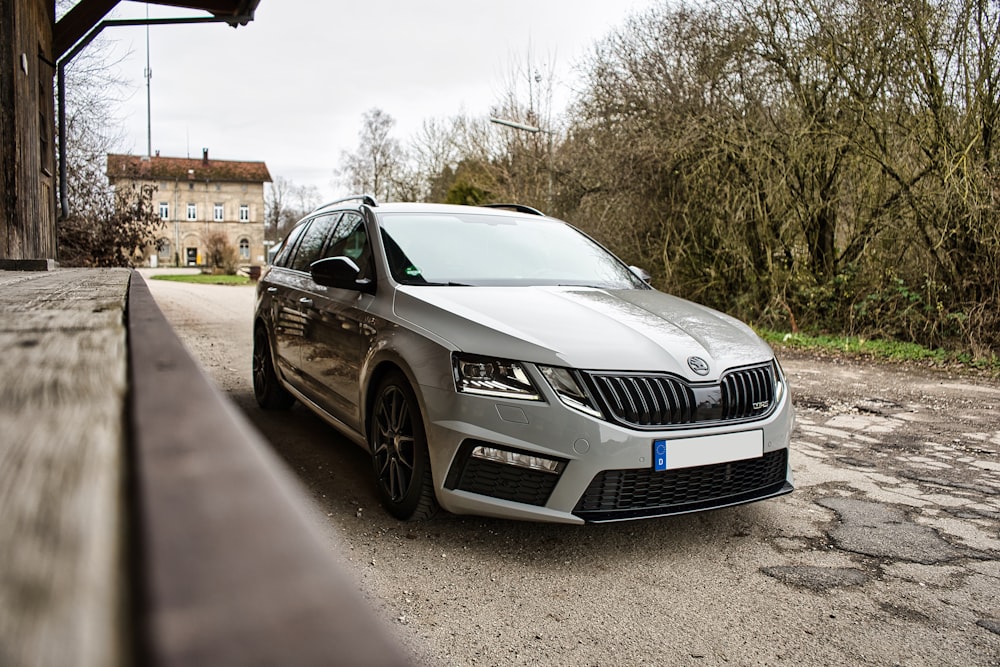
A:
[141,271,1000,667]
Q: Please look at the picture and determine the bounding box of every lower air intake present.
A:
[573,448,790,522]
[449,453,560,506]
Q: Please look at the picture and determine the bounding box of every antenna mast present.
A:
[144,4,152,157]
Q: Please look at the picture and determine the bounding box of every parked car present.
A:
[253,197,794,523]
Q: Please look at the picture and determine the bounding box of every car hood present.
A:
[392,286,772,379]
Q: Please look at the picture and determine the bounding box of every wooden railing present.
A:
[0,268,409,666]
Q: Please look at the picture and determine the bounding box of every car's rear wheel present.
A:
[253,325,295,410]
[370,373,438,521]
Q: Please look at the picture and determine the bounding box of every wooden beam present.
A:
[0,267,131,667]
[127,271,410,666]
[53,0,119,59]
[143,0,258,18]
[54,0,259,58]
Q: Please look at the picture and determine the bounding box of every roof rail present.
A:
[480,203,545,216]
[312,194,379,213]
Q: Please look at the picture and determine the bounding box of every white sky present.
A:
[99,0,656,199]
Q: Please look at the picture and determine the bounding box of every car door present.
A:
[298,211,376,432]
[262,220,309,383]
[270,213,342,394]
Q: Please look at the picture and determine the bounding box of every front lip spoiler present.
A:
[573,480,794,523]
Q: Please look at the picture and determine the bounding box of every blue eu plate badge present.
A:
[653,440,667,471]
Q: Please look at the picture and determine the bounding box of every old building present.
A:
[1,0,259,266]
[107,150,271,267]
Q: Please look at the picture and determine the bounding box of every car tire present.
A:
[253,325,295,410]
[370,373,438,521]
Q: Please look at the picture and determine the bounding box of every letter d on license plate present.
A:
[653,440,668,471]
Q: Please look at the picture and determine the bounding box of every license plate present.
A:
[653,430,764,471]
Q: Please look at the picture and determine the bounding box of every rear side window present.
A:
[272,222,309,268]
[289,214,341,272]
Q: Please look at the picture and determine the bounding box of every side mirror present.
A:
[629,266,652,284]
[310,256,374,293]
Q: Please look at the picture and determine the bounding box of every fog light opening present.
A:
[470,446,565,474]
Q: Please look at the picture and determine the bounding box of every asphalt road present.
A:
[142,271,1000,667]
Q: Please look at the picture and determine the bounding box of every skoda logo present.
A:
[687,356,710,376]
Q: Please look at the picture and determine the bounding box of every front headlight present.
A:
[538,366,604,419]
[773,358,786,405]
[453,354,542,400]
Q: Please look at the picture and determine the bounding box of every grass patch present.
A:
[150,273,251,286]
[758,329,1000,376]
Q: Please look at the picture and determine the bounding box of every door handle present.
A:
[266,287,278,293]
[299,297,314,307]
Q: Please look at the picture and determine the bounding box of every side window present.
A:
[290,214,341,272]
[324,212,374,280]
[272,221,309,268]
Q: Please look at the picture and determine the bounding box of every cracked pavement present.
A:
[768,354,1000,663]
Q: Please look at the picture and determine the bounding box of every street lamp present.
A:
[489,117,543,134]
[489,116,554,209]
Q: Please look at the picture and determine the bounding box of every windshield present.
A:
[378,212,648,289]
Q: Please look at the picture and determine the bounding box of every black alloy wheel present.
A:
[370,373,438,520]
[253,325,295,410]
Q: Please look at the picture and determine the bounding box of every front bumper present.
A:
[419,379,794,524]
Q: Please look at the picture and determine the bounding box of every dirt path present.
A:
[142,272,1000,667]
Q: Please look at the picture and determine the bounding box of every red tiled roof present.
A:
[107,153,272,184]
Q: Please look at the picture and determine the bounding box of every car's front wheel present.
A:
[253,325,295,410]
[369,373,438,521]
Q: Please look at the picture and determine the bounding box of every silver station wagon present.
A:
[253,197,794,523]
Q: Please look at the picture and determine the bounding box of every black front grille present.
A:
[721,364,775,420]
[586,363,777,429]
[573,448,790,522]
[590,374,697,426]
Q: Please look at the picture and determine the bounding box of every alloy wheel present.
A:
[372,385,416,502]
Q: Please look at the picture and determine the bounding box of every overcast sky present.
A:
[100,1,656,199]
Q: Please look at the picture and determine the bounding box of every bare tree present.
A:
[56,0,131,222]
[485,52,560,210]
[58,182,164,267]
[204,231,239,275]
[265,176,321,240]
[338,108,410,201]
[382,51,566,210]
[407,117,463,202]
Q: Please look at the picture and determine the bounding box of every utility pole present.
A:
[144,6,152,157]
[489,116,554,209]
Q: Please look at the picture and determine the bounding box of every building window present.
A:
[159,202,169,219]
[157,239,171,261]
[239,238,250,260]
[214,203,224,221]
[239,204,249,222]
[187,203,197,220]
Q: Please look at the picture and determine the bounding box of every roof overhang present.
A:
[54,0,261,59]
